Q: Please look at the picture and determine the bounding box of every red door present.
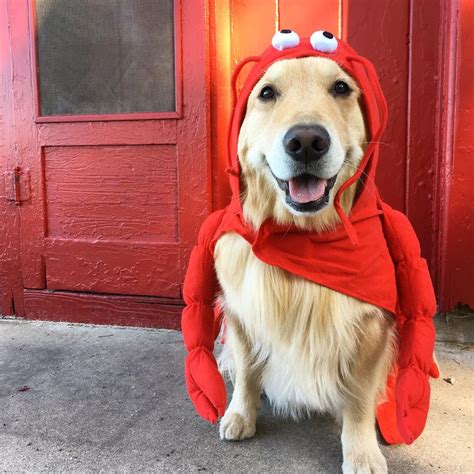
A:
[0,0,210,327]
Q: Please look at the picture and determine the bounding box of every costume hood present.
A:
[181,29,439,446]
[226,31,387,247]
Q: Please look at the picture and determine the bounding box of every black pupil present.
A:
[323,31,334,39]
[280,29,292,34]
[335,81,348,94]
[261,86,274,99]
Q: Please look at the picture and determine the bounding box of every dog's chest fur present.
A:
[214,232,389,418]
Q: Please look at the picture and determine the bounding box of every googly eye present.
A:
[272,29,300,51]
[310,30,338,53]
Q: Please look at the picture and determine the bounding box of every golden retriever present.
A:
[214,57,395,473]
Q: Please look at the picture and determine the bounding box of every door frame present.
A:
[0,0,24,316]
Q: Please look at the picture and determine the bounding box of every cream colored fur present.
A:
[214,57,395,473]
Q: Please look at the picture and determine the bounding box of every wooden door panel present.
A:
[37,120,178,146]
[44,240,180,297]
[44,145,178,242]
[23,289,182,329]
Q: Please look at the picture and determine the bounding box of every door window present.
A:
[35,0,175,116]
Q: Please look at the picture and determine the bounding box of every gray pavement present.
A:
[0,319,472,473]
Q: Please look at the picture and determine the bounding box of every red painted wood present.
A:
[0,1,25,315]
[45,239,180,297]
[278,0,339,37]
[8,0,45,289]
[434,1,459,312]
[34,112,181,123]
[38,120,178,146]
[2,0,211,321]
[44,145,178,242]
[176,0,212,278]
[439,0,474,310]
[209,0,232,210]
[22,290,182,329]
[345,0,410,214]
[404,0,444,273]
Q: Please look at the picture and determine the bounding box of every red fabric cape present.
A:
[182,36,438,445]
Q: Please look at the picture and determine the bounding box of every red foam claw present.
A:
[185,347,227,423]
[185,359,219,423]
[395,366,431,444]
[429,359,440,379]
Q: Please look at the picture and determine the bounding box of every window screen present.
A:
[35,0,175,116]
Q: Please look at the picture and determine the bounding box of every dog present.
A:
[214,56,395,473]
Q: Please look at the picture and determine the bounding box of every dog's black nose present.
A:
[283,125,330,162]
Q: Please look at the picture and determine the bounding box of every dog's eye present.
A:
[332,80,351,96]
[310,30,338,53]
[259,86,276,100]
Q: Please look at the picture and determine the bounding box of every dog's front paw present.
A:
[342,444,387,474]
[219,411,256,441]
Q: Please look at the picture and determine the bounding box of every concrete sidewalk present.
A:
[0,320,472,473]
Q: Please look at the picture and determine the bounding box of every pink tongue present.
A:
[288,176,327,204]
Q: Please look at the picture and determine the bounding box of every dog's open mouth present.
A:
[273,173,338,212]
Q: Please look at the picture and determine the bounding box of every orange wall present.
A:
[230,0,339,64]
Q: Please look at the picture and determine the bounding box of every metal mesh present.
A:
[36,0,175,116]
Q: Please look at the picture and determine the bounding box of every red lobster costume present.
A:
[182,30,439,445]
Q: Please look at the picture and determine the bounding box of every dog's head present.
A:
[238,56,367,231]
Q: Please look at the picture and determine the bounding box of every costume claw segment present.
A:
[185,348,226,424]
[395,366,431,444]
